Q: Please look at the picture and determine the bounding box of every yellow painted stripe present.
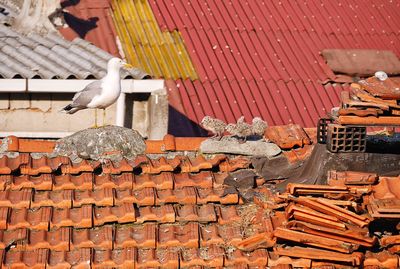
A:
[110,0,198,80]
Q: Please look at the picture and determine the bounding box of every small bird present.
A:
[251,117,268,139]
[226,116,252,143]
[200,116,227,140]
[61,57,133,126]
[375,71,388,81]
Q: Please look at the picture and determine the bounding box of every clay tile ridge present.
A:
[0,135,206,154]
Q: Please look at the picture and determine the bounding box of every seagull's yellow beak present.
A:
[123,63,134,69]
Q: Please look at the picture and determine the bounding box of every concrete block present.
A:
[9,93,30,109]
[0,93,10,109]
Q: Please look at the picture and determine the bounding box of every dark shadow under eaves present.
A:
[61,0,98,38]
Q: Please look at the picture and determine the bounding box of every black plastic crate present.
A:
[327,124,367,153]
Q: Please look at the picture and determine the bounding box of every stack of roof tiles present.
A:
[337,76,400,126]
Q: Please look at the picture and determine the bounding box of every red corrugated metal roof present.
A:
[62,0,400,135]
[59,0,120,57]
[149,0,400,134]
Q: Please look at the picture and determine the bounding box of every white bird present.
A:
[61,57,133,126]
[375,71,388,81]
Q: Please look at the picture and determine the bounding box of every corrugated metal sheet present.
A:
[60,0,120,57]
[110,0,197,80]
[0,24,138,79]
[149,0,400,132]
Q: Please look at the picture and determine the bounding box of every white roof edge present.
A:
[0,131,73,139]
[0,79,165,93]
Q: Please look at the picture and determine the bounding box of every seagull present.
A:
[200,116,227,140]
[226,116,252,143]
[61,57,133,126]
[251,117,268,139]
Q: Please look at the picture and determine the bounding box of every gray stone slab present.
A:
[200,137,281,157]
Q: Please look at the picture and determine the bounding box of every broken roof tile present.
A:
[219,156,251,172]
[265,124,311,149]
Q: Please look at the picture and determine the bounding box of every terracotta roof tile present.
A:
[8,207,51,231]
[47,248,92,269]
[0,189,32,208]
[92,248,135,269]
[180,245,225,267]
[225,249,268,267]
[174,171,213,189]
[114,223,156,248]
[136,248,179,268]
[135,172,174,190]
[27,227,70,251]
[155,187,197,205]
[175,204,217,223]
[1,229,27,249]
[265,124,311,149]
[197,188,239,205]
[3,248,48,268]
[101,159,133,174]
[94,173,133,190]
[0,207,8,230]
[114,188,155,206]
[61,159,101,174]
[31,190,72,209]
[136,205,175,223]
[54,173,93,191]
[71,225,113,250]
[73,189,114,207]
[158,222,199,248]
[0,154,29,175]
[12,174,53,191]
[93,203,136,226]
[51,205,92,229]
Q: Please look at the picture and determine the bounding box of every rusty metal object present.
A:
[327,124,367,153]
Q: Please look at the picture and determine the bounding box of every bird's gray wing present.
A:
[71,80,103,108]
